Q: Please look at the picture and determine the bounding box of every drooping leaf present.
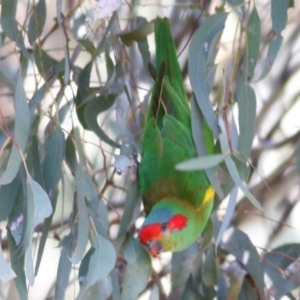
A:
[120,235,151,300]
[218,118,261,209]
[170,242,199,297]
[243,5,261,80]
[28,0,46,45]
[70,165,90,264]
[215,186,238,247]
[25,176,53,285]
[191,95,224,199]
[42,124,65,195]
[188,13,228,138]
[176,154,227,171]
[7,231,27,300]
[77,235,116,299]
[213,220,264,297]
[117,181,140,240]
[0,172,21,221]
[120,19,154,46]
[0,230,16,283]
[55,235,73,300]
[263,243,300,299]
[84,94,120,148]
[0,73,30,185]
[258,0,290,79]
[236,75,256,158]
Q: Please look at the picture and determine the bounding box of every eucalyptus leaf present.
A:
[77,235,116,299]
[243,5,261,80]
[70,165,90,264]
[120,235,151,300]
[258,0,290,79]
[28,0,46,45]
[236,75,256,158]
[188,13,228,138]
[213,220,264,296]
[84,94,120,148]
[0,231,16,283]
[218,118,261,209]
[176,154,227,171]
[42,125,65,195]
[7,231,27,300]
[0,73,30,185]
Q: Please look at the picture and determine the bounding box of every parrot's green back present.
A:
[138,18,215,255]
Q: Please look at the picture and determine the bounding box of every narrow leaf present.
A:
[70,165,89,264]
[77,235,116,299]
[84,94,120,148]
[258,0,289,79]
[120,236,151,300]
[0,231,16,283]
[243,5,261,80]
[28,0,46,45]
[236,75,256,158]
[0,73,30,185]
[176,154,227,171]
[7,232,27,300]
[189,13,228,138]
[42,125,65,195]
[219,118,261,209]
[215,186,238,247]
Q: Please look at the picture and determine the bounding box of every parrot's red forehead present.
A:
[139,214,188,245]
[139,223,162,245]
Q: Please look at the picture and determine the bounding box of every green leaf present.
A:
[77,235,116,299]
[213,220,264,296]
[236,75,256,158]
[188,13,228,138]
[7,231,27,300]
[25,176,53,285]
[117,182,140,240]
[42,125,65,195]
[176,153,227,171]
[0,73,30,185]
[27,176,53,227]
[263,243,300,299]
[0,231,16,283]
[34,190,58,275]
[7,181,25,245]
[65,133,78,174]
[218,118,261,209]
[70,165,90,264]
[1,0,18,41]
[84,94,120,148]
[243,5,261,80]
[296,145,300,177]
[258,0,289,79]
[55,235,72,300]
[191,95,224,199]
[120,235,151,300]
[171,243,199,297]
[29,84,47,115]
[215,186,238,247]
[0,172,21,221]
[120,20,154,46]
[28,0,46,45]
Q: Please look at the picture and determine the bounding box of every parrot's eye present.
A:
[161,222,168,232]
[146,239,153,246]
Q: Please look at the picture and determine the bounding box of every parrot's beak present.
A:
[147,240,164,257]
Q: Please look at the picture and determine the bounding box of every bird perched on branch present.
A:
[138,17,215,257]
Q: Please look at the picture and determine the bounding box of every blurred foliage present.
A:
[0,0,299,299]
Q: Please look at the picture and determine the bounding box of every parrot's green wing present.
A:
[139,18,214,215]
[138,17,215,255]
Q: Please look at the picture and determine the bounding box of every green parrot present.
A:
[138,18,215,257]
